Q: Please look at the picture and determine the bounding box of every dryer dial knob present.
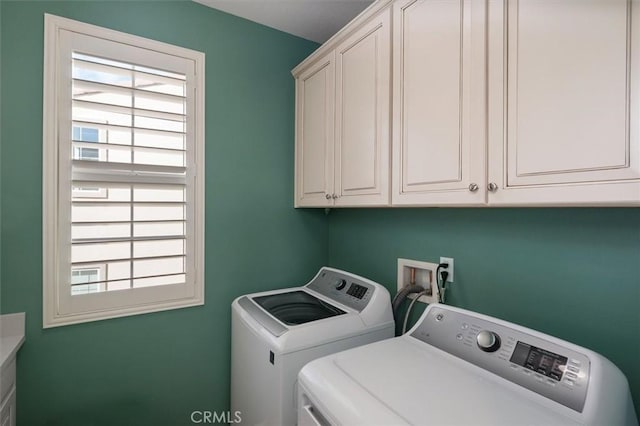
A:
[335,279,347,291]
[476,330,501,352]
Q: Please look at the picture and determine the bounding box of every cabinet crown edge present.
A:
[291,0,394,77]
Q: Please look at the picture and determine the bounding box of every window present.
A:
[71,266,104,295]
[43,14,205,327]
[73,127,100,160]
[72,126,106,197]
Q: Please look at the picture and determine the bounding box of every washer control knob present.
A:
[476,330,501,352]
[335,279,347,291]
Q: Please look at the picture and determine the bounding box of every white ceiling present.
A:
[193,0,374,43]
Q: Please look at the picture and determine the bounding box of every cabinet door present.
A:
[488,0,640,205]
[295,52,335,207]
[334,8,391,206]
[392,0,487,206]
[0,387,15,426]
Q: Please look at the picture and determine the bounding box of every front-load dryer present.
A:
[298,303,638,426]
[230,267,394,426]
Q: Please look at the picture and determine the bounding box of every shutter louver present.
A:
[70,53,188,295]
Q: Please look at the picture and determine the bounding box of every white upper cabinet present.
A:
[392,0,487,205]
[488,0,640,205]
[294,6,391,207]
[295,52,335,207]
[294,0,640,207]
[334,8,391,206]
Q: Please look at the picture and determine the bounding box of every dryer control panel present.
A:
[410,305,590,413]
[307,269,375,312]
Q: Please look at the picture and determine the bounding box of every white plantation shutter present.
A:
[70,53,189,292]
[43,15,205,327]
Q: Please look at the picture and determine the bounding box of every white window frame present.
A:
[43,14,205,328]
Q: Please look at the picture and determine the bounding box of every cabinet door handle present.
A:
[468,183,479,192]
[332,193,339,199]
[325,194,332,200]
[488,182,498,192]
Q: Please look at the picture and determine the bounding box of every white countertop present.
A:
[0,313,25,370]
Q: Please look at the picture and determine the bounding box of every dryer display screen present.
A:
[510,342,567,381]
[347,283,368,299]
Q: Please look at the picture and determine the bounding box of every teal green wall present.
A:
[2,0,639,424]
[0,1,324,425]
[0,0,3,290]
[328,208,640,415]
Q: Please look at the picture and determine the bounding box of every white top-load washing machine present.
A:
[298,303,638,426]
[231,267,394,426]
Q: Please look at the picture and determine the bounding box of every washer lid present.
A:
[300,338,580,425]
[252,290,345,326]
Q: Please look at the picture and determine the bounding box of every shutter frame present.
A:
[43,14,205,328]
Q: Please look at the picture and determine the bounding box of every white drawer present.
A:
[0,358,16,404]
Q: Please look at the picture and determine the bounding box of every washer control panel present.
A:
[411,306,590,413]
[307,269,374,312]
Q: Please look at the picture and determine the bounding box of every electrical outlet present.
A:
[439,257,454,283]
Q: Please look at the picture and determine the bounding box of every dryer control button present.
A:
[476,330,501,352]
[335,279,347,291]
